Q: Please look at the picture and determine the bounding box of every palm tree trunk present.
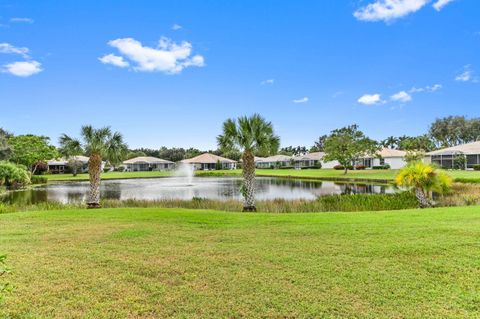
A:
[87,154,102,209]
[415,187,431,208]
[242,150,256,212]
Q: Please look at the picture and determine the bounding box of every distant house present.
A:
[426,141,480,169]
[47,155,89,174]
[255,155,293,168]
[355,148,407,169]
[123,156,175,171]
[181,153,237,170]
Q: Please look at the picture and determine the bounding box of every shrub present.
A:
[103,166,111,173]
[334,165,353,170]
[372,164,390,170]
[0,161,30,189]
[30,175,48,184]
[473,164,480,171]
[355,165,366,170]
[115,166,126,172]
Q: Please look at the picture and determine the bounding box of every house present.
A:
[123,156,175,171]
[426,141,480,169]
[355,148,407,169]
[293,152,340,169]
[47,155,89,174]
[181,153,237,170]
[255,155,293,168]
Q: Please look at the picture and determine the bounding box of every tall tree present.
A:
[310,135,328,152]
[397,135,436,152]
[217,114,280,211]
[61,126,128,208]
[9,135,58,174]
[323,124,379,175]
[381,136,399,149]
[58,134,84,176]
[0,128,12,161]
[429,116,480,148]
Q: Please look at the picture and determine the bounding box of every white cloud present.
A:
[354,0,429,22]
[391,90,412,102]
[172,24,182,31]
[98,54,129,68]
[455,65,477,82]
[432,0,455,11]
[2,60,42,77]
[357,93,382,105]
[410,83,442,93]
[0,43,30,58]
[293,97,309,103]
[101,37,205,74]
[261,79,274,85]
[10,17,34,23]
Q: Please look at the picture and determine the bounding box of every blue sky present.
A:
[0,0,479,149]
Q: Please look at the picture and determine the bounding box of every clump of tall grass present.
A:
[437,183,480,207]
[1,192,419,214]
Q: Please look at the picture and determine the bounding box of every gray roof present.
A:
[427,141,480,156]
[123,156,174,164]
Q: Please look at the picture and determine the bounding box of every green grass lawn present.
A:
[44,168,480,183]
[1,207,480,318]
[45,170,173,181]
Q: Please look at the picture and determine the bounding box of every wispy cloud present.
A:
[293,97,309,104]
[100,36,205,74]
[172,24,182,31]
[455,65,478,82]
[260,79,274,85]
[354,0,429,22]
[354,0,455,23]
[409,83,442,93]
[2,61,42,77]
[10,17,34,23]
[0,43,30,58]
[432,0,456,11]
[357,93,382,105]
[98,53,129,68]
[390,91,412,102]
[332,91,344,98]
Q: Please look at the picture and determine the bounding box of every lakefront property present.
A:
[2,1,480,318]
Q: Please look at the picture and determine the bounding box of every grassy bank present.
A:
[0,192,418,214]
[45,170,172,181]
[1,206,480,318]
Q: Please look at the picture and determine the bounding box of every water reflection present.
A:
[1,177,397,205]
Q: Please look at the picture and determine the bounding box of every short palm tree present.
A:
[61,126,128,208]
[58,134,83,176]
[217,114,280,212]
[395,162,452,208]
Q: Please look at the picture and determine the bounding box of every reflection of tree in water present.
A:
[335,183,387,195]
[1,188,48,205]
[101,183,122,200]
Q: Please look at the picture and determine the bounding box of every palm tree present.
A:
[61,126,128,208]
[217,114,280,212]
[58,134,84,176]
[395,162,452,208]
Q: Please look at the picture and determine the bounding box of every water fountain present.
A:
[174,163,195,186]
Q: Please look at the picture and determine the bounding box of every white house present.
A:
[123,156,175,171]
[181,153,237,170]
[255,155,292,168]
[355,148,407,169]
[293,152,339,169]
[426,141,480,169]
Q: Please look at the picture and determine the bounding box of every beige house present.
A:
[426,141,480,169]
[123,156,175,171]
[47,155,90,174]
[181,153,237,170]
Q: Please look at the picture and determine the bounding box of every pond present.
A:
[1,176,397,205]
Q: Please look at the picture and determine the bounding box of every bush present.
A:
[473,165,480,171]
[115,166,126,172]
[30,175,48,184]
[372,164,390,170]
[333,165,353,170]
[355,165,366,170]
[0,161,30,189]
[103,166,111,173]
